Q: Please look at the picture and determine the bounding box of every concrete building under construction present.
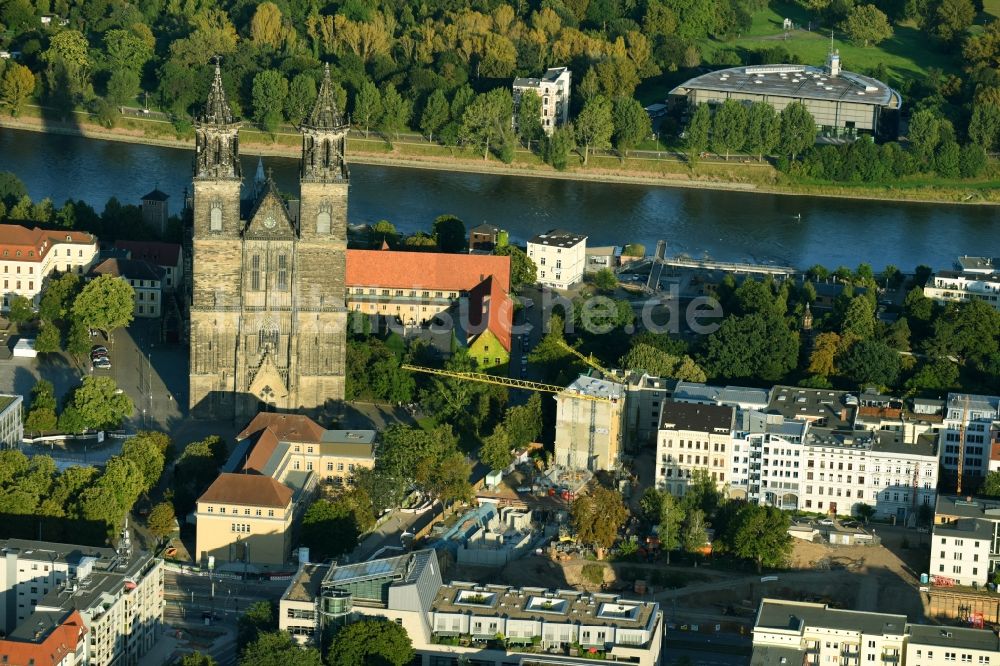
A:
[554,374,626,472]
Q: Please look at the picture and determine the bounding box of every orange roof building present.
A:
[0,610,86,666]
[0,224,99,312]
[345,248,514,370]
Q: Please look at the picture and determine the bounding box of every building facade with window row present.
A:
[929,495,1000,587]
[0,225,98,312]
[526,229,587,290]
[513,67,571,136]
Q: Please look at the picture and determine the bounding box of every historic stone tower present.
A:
[188,63,347,420]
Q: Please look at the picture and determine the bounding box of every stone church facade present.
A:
[188,63,347,420]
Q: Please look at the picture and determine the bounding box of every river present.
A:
[1,127,997,270]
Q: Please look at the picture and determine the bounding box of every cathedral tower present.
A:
[188,62,347,420]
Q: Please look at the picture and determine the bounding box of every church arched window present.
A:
[250,255,261,291]
[258,320,278,350]
[323,140,331,167]
[316,211,331,234]
[210,205,222,232]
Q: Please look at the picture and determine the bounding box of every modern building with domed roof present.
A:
[669,51,902,140]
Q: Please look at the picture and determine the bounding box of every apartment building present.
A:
[91,258,165,318]
[0,225,98,311]
[526,229,587,289]
[281,549,663,666]
[624,373,675,450]
[729,410,807,507]
[751,599,998,666]
[513,67,571,135]
[924,270,1000,311]
[0,538,162,666]
[939,393,999,484]
[345,248,513,371]
[766,386,856,428]
[196,413,377,567]
[0,609,86,666]
[854,391,944,445]
[929,495,1000,587]
[0,394,22,448]
[656,401,735,494]
[554,374,626,472]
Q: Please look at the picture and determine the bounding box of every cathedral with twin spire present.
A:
[188,63,348,420]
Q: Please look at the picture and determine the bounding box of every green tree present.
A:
[842,4,893,45]
[121,433,166,493]
[103,29,152,75]
[35,320,61,354]
[39,272,80,323]
[658,490,686,563]
[620,343,706,381]
[840,295,876,339]
[935,140,961,178]
[379,83,411,143]
[0,63,34,116]
[516,90,544,151]
[480,424,513,472]
[593,268,618,293]
[423,451,474,507]
[284,73,317,126]
[611,96,651,157]
[179,653,217,666]
[905,357,959,393]
[839,339,901,387]
[981,471,1000,497]
[959,143,987,178]
[250,2,284,47]
[701,312,799,382]
[715,504,792,572]
[933,0,975,43]
[778,102,816,161]
[545,125,575,170]
[571,485,628,551]
[66,318,91,356]
[41,30,91,104]
[908,109,940,162]
[807,332,841,377]
[493,244,537,288]
[241,631,322,666]
[300,497,365,559]
[105,69,139,107]
[251,70,288,133]
[353,80,382,138]
[420,88,450,143]
[681,508,709,555]
[146,501,176,541]
[712,99,748,160]
[69,376,134,430]
[237,601,276,652]
[327,618,414,666]
[432,214,466,252]
[854,503,876,524]
[574,95,613,165]
[8,295,33,324]
[460,89,514,160]
[72,274,135,339]
[685,103,711,163]
[744,101,780,161]
[968,104,1000,151]
[57,405,87,434]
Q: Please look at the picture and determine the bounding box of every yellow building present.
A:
[195,413,377,568]
[656,401,735,495]
[196,473,294,566]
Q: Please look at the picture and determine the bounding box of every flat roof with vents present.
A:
[528,229,586,249]
[670,64,900,108]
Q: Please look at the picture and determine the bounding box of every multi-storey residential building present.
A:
[513,67,571,136]
[854,391,944,444]
[751,599,999,666]
[766,385,856,428]
[196,413,377,566]
[91,258,165,318]
[729,410,807,508]
[624,373,675,450]
[554,375,625,472]
[0,394,22,448]
[0,609,87,666]
[0,538,162,666]
[114,240,184,292]
[929,495,1000,587]
[345,248,513,371]
[526,229,587,289]
[924,270,1000,311]
[656,401,735,494]
[939,393,999,484]
[673,382,770,411]
[0,225,98,312]
[281,549,664,666]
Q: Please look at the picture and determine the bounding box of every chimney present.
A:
[840,408,848,422]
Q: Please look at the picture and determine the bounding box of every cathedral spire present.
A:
[305,63,346,130]
[201,58,235,126]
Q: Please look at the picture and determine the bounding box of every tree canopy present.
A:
[326,618,414,666]
[571,485,628,550]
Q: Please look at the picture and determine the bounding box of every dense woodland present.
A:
[0,0,997,171]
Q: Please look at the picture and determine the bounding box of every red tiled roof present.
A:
[346,249,511,294]
[0,610,87,666]
[467,275,514,353]
[237,412,325,443]
[198,473,293,508]
[0,224,95,264]
[114,240,181,266]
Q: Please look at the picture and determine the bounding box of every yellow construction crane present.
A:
[956,395,970,494]
[399,364,614,403]
[554,339,616,380]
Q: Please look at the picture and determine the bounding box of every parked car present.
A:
[93,358,112,369]
[90,350,108,360]
[91,345,108,354]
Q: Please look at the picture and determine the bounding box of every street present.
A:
[663,631,752,666]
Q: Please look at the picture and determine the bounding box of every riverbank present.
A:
[3,111,998,206]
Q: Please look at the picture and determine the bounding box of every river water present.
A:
[1,127,996,270]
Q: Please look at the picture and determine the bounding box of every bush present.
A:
[581,563,606,586]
